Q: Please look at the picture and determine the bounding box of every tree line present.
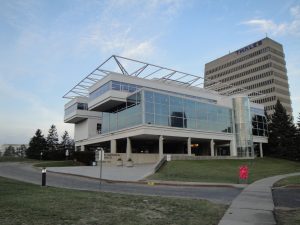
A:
[2,145,27,157]
[264,100,300,161]
[26,124,75,160]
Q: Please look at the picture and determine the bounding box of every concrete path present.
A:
[218,172,300,225]
[47,163,156,181]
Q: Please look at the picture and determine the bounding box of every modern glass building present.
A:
[64,56,268,164]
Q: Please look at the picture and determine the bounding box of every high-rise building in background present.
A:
[204,37,292,116]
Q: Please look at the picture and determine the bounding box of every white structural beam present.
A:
[126,137,132,160]
[187,137,192,155]
[159,135,164,159]
[210,139,215,156]
[111,139,116,154]
[260,142,263,158]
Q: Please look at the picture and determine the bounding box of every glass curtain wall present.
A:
[90,81,140,100]
[101,92,142,133]
[101,89,233,134]
[232,96,254,157]
[144,90,232,133]
[250,108,268,137]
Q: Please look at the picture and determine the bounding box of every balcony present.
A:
[88,90,128,112]
[64,99,100,123]
[64,109,100,123]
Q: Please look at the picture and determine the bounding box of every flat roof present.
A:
[63,55,265,99]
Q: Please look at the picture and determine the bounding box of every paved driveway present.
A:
[0,162,241,204]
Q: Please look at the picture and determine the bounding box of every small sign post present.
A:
[167,154,171,162]
[239,165,249,184]
[97,147,104,189]
[42,167,47,187]
[65,149,69,161]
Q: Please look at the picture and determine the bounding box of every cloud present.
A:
[0,0,187,144]
[242,5,300,36]
[78,0,185,60]
[0,78,73,144]
[242,19,287,35]
[290,5,300,18]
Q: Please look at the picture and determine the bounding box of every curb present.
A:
[46,170,245,188]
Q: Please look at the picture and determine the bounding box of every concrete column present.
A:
[230,140,234,156]
[110,139,116,154]
[159,135,164,159]
[230,138,237,156]
[80,145,85,152]
[259,142,263,158]
[187,137,192,155]
[210,139,215,157]
[126,137,132,160]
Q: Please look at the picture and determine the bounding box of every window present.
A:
[97,124,102,134]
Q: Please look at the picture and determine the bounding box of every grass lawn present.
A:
[275,209,300,225]
[149,157,300,184]
[33,160,83,167]
[274,175,300,187]
[0,176,227,225]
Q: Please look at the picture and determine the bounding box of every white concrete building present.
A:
[64,56,268,164]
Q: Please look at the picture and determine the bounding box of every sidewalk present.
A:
[218,172,300,225]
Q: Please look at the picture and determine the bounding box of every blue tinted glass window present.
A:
[77,103,88,110]
[145,102,154,113]
[112,81,120,90]
[128,84,136,92]
[145,113,154,124]
[187,119,197,129]
[155,115,169,126]
[208,112,217,121]
[145,91,154,102]
[170,116,184,128]
[155,104,169,115]
[170,105,183,115]
[155,93,169,105]
[122,84,129,91]
[170,96,183,106]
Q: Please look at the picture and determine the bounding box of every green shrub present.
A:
[73,151,95,165]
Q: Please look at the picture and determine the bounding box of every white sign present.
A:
[98,149,105,161]
[167,154,171,161]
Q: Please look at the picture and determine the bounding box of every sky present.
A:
[0,0,300,144]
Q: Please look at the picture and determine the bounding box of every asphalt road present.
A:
[273,188,300,208]
[0,162,241,204]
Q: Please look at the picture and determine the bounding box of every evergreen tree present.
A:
[267,100,297,159]
[60,130,75,157]
[295,113,300,160]
[4,145,15,156]
[60,131,74,149]
[26,129,47,159]
[297,113,300,131]
[46,124,59,151]
[16,145,27,157]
